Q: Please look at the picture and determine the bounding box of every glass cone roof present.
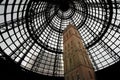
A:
[0,0,120,77]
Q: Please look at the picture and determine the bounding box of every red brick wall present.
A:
[63,24,96,80]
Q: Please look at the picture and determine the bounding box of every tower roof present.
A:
[63,23,76,34]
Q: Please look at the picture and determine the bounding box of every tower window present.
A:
[88,71,93,79]
[77,74,80,80]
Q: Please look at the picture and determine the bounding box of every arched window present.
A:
[77,74,80,80]
[88,71,93,79]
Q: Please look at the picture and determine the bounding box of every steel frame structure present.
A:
[0,0,120,77]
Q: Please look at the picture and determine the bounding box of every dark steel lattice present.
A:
[0,0,120,77]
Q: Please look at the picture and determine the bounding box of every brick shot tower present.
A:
[63,24,95,80]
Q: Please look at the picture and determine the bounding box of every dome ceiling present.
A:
[0,0,120,77]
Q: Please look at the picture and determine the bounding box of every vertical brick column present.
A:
[63,24,96,80]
